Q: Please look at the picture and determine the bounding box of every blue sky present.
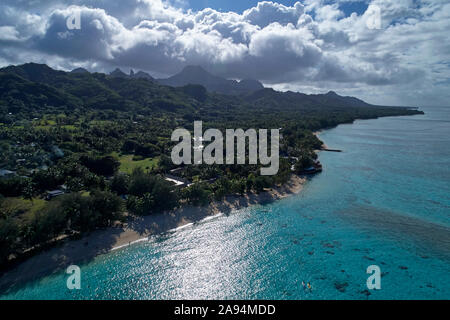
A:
[0,0,449,106]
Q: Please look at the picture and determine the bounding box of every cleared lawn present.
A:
[118,155,159,174]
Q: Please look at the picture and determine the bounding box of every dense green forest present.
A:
[0,63,423,267]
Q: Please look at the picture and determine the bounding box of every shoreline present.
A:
[0,112,426,296]
[313,130,329,150]
[0,174,307,294]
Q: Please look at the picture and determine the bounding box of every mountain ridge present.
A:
[0,63,416,114]
[110,68,154,81]
[158,65,264,95]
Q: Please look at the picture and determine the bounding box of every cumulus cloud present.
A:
[0,26,22,41]
[36,7,128,60]
[243,1,305,27]
[0,0,449,106]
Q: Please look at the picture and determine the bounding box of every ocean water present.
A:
[1,106,449,300]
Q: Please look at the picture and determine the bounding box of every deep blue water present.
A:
[1,106,449,300]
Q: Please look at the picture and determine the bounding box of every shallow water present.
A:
[1,106,449,300]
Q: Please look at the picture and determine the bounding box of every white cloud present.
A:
[243,1,305,27]
[0,26,22,41]
[0,0,448,106]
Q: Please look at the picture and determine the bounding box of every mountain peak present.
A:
[159,66,264,95]
[110,68,127,77]
[326,90,338,96]
[108,67,154,81]
[19,63,55,74]
[0,62,62,83]
[20,62,51,69]
[70,67,89,74]
[133,71,154,81]
[179,65,211,77]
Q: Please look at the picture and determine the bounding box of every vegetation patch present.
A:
[118,155,159,174]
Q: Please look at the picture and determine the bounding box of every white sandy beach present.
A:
[0,174,306,292]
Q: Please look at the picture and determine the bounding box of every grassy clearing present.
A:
[81,191,91,197]
[61,125,77,131]
[118,155,159,174]
[31,119,78,131]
